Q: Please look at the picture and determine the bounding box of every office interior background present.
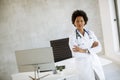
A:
[0,0,120,80]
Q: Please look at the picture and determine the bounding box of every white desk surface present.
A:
[12,58,78,80]
[12,57,111,80]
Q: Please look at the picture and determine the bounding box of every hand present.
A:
[72,45,86,53]
[91,41,98,48]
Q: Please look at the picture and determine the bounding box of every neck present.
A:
[77,29,84,35]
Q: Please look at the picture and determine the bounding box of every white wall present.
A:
[0,0,103,80]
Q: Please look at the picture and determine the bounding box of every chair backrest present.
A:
[50,38,72,62]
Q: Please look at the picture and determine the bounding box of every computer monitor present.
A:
[15,47,56,72]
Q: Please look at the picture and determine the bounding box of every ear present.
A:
[73,23,76,27]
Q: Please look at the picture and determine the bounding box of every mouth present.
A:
[78,25,83,28]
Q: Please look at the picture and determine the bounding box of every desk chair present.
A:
[50,38,72,62]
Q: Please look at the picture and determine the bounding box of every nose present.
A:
[78,21,82,24]
[78,22,82,26]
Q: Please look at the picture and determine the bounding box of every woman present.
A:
[69,10,105,80]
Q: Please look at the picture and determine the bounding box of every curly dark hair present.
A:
[71,10,88,25]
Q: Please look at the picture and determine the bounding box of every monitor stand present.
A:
[28,64,50,80]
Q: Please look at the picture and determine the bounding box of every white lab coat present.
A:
[69,28,105,80]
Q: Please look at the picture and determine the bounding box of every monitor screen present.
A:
[15,47,55,72]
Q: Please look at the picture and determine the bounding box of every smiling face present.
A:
[74,16,85,31]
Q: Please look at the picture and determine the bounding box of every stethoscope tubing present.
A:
[76,29,92,39]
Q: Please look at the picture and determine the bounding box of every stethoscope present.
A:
[76,29,92,39]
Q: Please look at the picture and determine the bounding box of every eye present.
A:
[76,20,79,23]
[81,20,84,22]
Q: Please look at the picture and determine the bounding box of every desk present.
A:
[12,72,79,80]
[12,58,79,80]
[12,57,111,80]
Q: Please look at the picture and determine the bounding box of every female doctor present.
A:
[69,10,105,80]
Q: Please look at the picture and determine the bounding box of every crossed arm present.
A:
[72,41,98,53]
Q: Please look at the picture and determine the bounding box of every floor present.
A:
[103,61,120,80]
[99,56,120,80]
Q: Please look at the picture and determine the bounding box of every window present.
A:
[114,0,120,47]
